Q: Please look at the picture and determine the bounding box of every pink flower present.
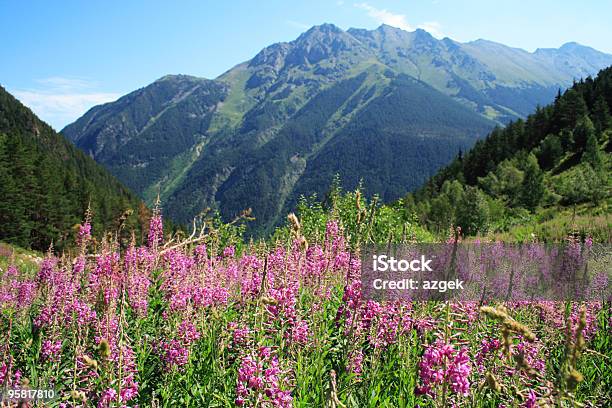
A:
[41,339,62,362]
[77,221,91,247]
[418,340,472,397]
[223,245,236,258]
[236,348,292,407]
[98,387,117,408]
[147,212,163,248]
[348,349,364,375]
[523,389,537,408]
[290,320,310,345]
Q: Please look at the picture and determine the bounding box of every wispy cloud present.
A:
[11,77,120,130]
[354,3,445,38]
[355,3,413,31]
[286,20,311,30]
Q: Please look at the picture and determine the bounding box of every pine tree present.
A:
[554,89,588,131]
[4,136,37,246]
[0,134,21,243]
[592,95,611,134]
[538,134,563,169]
[573,115,596,150]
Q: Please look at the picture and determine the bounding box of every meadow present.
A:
[0,197,610,408]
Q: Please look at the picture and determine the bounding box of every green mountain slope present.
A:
[405,67,612,240]
[0,86,147,250]
[61,24,612,234]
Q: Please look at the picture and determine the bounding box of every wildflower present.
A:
[417,340,472,397]
[348,349,364,375]
[77,221,91,248]
[290,320,310,345]
[98,387,117,408]
[147,210,163,248]
[229,322,250,348]
[223,245,236,258]
[523,389,537,408]
[41,339,62,362]
[236,348,292,407]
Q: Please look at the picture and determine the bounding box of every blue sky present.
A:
[1,0,611,130]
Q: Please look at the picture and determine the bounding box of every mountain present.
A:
[62,24,612,234]
[0,85,147,251]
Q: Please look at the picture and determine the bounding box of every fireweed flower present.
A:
[236,347,292,407]
[194,243,208,264]
[229,322,251,349]
[98,387,118,408]
[156,319,201,370]
[72,255,86,277]
[118,344,139,404]
[147,210,163,248]
[348,349,364,375]
[37,256,58,285]
[369,305,400,350]
[290,320,310,345]
[417,340,472,397]
[124,246,154,316]
[158,339,190,368]
[41,339,62,362]
[223,245,236,258]
[266,283,298,325]
[0,366,22,389]
[0,267,37,312]
[475,338,501,373]
[523,389,537,408]
[2,213,608,407]
[77,221,91,248]
[67,298,97,326]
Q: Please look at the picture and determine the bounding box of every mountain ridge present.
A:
[61,23,612,233]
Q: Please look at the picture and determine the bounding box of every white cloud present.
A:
[355,3,445,38]
[355,3,413,31]
[10,77,120,130]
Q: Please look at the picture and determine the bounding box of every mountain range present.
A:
[61,24,612,233]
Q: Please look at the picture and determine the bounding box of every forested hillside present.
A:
[0,86,148,251]
[404,67,612,240]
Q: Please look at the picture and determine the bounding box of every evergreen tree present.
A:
[559,129,574,149]
[4,136,36,246]
[573,115,596,150]
[537,134,563,169]
[554,89,588,131]
[592,95,612,134]
[0,134,22,244]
